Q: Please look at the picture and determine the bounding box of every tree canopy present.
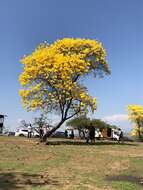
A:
[19,38,110,139]
[66,116,117,130]
[66,115,91,130]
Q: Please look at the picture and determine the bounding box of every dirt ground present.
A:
[0,136,143,190]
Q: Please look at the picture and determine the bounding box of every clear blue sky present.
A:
[0,0,143,131]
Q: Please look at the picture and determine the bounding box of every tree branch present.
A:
[65,109,81,120]
[63,98,73,119]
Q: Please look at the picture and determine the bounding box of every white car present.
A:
[15,129,39,137]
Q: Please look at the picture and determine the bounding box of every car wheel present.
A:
[19,134,25,137]
[34,135,39,138]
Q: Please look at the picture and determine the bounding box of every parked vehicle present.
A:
[15,128,39,137]
[4,131,15,136]
[15,129,28,137]
[51,131,65,138]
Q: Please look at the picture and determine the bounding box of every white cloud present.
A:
[102,114,128,123]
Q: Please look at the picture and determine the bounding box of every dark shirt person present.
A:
[65,130,68,138]
[70,130,74,139]
[89,126,95,143]
[118,129,123,143]
[39,126,44,139]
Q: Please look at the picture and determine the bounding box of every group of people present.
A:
[39,125,49,139]
[85,127,123,144]
[65,127,123,143]
[27,123,123,143]
[116,128,123,143]
[27,124,49,139]
[85,126,95,143]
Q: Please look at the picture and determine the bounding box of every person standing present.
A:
[85,129,90,143]
[27,124,32,138]
[70,129,74,139]
[39,126,44,139]
[64,129,68,138]
[43,125,48,136]
[89,125,95,143]
[118,128,123,143]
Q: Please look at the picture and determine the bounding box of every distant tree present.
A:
[33,114,49,129]
[19,38,110,141]
[91,119,110,129]
[66,116,91,138]
[128,105,143,141]
[20,120,28,128]
[66,117,116,138]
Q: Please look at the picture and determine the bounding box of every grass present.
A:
[0,136,143,190]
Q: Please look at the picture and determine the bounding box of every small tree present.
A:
[128,105,143,141]
[33,114,47,127]
[19,38,110,141]
[19,120,28,128]
[33,114,50,131]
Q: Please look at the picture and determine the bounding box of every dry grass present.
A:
[0,136,143,190]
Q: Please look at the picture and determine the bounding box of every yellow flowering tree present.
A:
[128,105,143,140]
[19,38,110,140]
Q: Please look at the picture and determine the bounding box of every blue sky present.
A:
[0,0,143,132]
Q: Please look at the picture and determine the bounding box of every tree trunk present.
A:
[138,126,142,141]
[42,120,65,142]
[136,120,142,142]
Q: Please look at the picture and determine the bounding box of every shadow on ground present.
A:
[106,175,143,187]
[0,172,59,190]
[46,140,138,146]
